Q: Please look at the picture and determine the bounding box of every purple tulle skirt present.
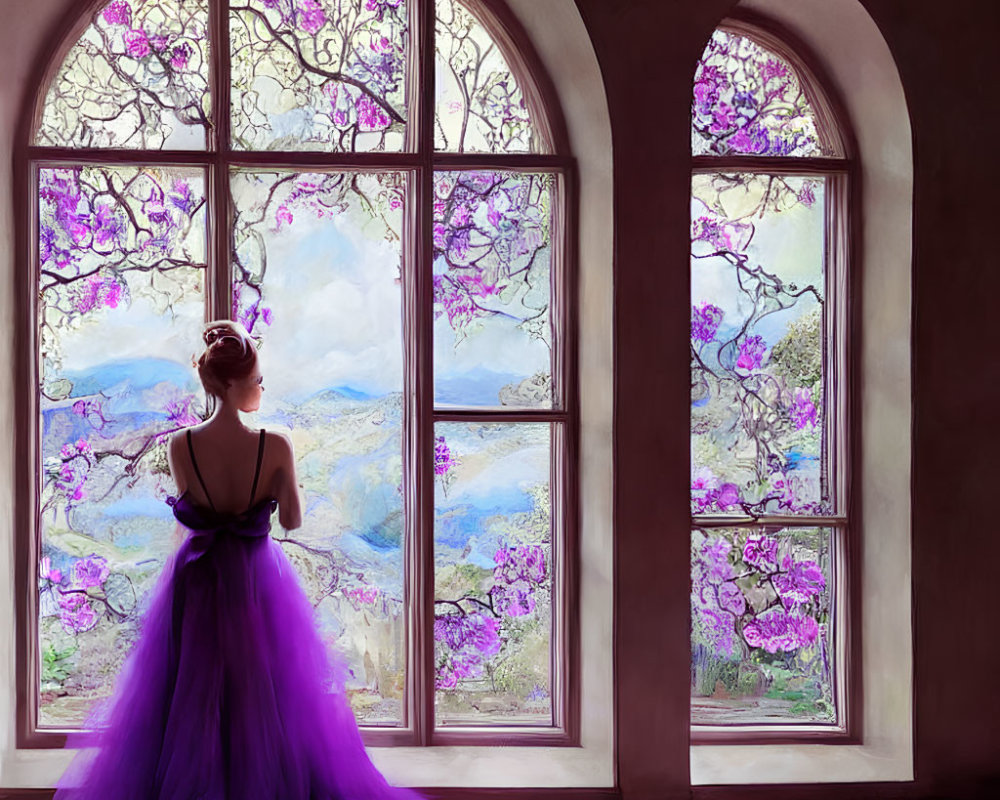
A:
[54,494,422,800]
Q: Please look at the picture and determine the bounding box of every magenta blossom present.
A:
[58,592,98,634]
[40,556,63,584]
[492,545,546,617]
[791,386,817,430]
[691,302,723,343]
[434,612,501,657]
[736,334,767,371]
[296,0,326,35]
[170,42,192,70]
[102,1,132,26]
[72,555,109,589]
[124,28,150,58]
[773,555,825,610]
[275,205,293,229]
[742,608,819,653]
[717,581,746,616]
[433,435,456,476]
[699,607,735,657]
[701,538,733,584]
[347,585,380,605]
[742,533,779,572]
[355,95,390,131]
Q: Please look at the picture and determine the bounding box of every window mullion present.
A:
[209,0,232,323]
[410,0,436,748]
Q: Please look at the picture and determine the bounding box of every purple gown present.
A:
[54,430,422,800]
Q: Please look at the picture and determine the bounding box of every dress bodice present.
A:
[168,491,278,539]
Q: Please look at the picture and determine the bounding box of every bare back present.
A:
[167,425,302,530]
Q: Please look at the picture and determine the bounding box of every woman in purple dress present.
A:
[54,321,422,800]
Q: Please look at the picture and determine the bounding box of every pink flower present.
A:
[742,534,779,573]
[691,302,723,343]
[433,435,455,476]
[296,0,326,35]
[742,609,819,653]
[736,335,767,371]
[124,28,150,59]
[773,556,825,610]
[170,42,192,69]
[348,585,380,605]
[102,1,132,26]
[791,386,817,430]
[40,556,62,584]
[72,555,109,589]
[58,592,98,634]
[718,581,746,616]
[275,205,293,229]
[355,94,390,131]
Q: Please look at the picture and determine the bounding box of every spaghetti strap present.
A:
[247,429,266,511]
[186,429,216,512]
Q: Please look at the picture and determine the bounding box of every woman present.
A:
[54,321,421,800]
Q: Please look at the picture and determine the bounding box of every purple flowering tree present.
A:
[432,171,552,408]
[690,170,826,516]
[434,465,551,704]
[435,0,534,153]
[230,0,406,151]
[39,166,207,520]
[691,528,833,720]
[692,30,829,158]
[37,0,210,149]
[37,164,205,722]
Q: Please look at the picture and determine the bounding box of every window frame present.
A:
[688,11,862,746]
[13,0,579,750]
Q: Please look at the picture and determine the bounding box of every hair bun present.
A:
[203,324,244,350]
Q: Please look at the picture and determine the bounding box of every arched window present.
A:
[20,0,576,749]
[688,15,856,739]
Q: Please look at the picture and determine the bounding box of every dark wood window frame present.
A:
[689,11,862,746]
[13,0,579,751]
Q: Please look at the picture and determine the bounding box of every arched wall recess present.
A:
[691,0,913,784]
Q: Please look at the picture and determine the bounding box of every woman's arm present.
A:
[271,432,303,531]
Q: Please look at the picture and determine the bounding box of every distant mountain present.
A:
[57,358,196,397]
[435,367,522,406]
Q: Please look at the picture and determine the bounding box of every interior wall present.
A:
[573,0,1000,796]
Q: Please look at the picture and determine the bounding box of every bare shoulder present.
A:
[166,430,187,461]
[264,430,294,462]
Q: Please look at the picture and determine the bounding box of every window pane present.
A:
[691,526,837,725]
[433,171,553,408]
[37,166,207,726]
[692,30,831,158]
[691,173,829,516]
[232,170,406,725]
[36,0,210,149]
[230,0,407,152]
[434,0,536,153]
[434,422,553,726]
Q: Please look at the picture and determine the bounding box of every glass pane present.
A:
[232,170,405,725]
[435,0,537,153]
[434,171,553,408]
[691,173,829,515]
[434,422,553,726]
[691,526,836,725]
[692,29,831,158]
[36,0,210,149]
[37,166,207,726]
[231,0,407,152]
